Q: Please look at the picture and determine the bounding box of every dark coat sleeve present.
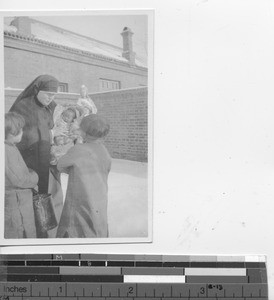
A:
[5,145,39,189]
[10,97,56,193]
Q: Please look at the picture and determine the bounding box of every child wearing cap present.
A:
[56,114,111,238]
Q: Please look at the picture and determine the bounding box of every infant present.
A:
[51,107,83,165]
[54,108,79,138]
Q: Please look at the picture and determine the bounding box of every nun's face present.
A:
[37,90,56,106]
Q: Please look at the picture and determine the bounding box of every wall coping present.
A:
[89,86,147,96]
[5,86,148,97]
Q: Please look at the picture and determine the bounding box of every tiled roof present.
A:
[4,20,147,69]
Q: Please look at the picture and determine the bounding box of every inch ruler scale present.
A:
[0,254,268,300]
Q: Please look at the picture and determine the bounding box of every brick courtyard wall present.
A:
[5,87,148,162]
[91,87,148,162]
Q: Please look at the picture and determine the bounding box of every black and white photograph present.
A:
[2,0,274,297]
[1,11,153,245]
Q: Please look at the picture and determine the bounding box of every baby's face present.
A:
[55,136,65,145]
[62,110,75,123]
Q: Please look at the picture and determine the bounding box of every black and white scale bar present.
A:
[0,274,258,284]
[0,275,124,282]
[0,267,265,281]
[0,260,267,269]
[0,257,267,269]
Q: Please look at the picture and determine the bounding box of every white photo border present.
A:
[0,9,154,246]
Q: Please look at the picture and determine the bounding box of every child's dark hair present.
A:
[80,114,110,138]
[5,112,25,139]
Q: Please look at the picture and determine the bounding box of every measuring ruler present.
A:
[0,254,268,299]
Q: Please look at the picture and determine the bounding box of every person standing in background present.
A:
[77,84,97,115]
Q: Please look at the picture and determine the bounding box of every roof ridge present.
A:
[3,30,147,70]
[29,17,123,51]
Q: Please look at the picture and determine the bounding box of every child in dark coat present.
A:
[5,112,38,238]
[56,114,111,238]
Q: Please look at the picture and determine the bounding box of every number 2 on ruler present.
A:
[128,286,134,295]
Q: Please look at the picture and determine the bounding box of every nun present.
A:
[9,75,63,237]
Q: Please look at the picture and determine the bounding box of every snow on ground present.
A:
[60,158,148,238]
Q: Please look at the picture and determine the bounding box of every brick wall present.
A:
[5,87,148,162]
[91,88,148,162]
[4,35,148,94]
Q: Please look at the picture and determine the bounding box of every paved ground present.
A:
[60,158,148,238]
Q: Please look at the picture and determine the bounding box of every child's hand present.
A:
[50,157,58,165]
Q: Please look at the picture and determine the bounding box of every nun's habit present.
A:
[9,75,59,194]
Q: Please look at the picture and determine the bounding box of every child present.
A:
[76,100,94,117]
[5,112,39,238]
[76,85,97,115]
[56,114,111,238]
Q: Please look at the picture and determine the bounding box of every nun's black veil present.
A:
[10,74,59,111]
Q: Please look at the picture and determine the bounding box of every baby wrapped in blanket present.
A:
[50,105,83,165]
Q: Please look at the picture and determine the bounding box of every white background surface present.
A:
[1,0,274,298]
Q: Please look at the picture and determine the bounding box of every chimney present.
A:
[11,17,32,36]
[121,27,136,65]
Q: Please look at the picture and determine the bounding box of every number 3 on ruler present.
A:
[200,287,205,295]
